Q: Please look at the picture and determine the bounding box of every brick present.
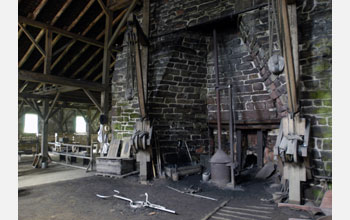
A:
[311,126,332,138]
[252,94,270,101]
[253,82,264,91]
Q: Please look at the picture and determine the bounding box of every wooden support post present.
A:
[257,130,264,168]
[287,3,300,86]
[280,0,298,114]
[133,23,146,118]
[141,0,150,102]
[41,29,52,165]
[101,8,113,116]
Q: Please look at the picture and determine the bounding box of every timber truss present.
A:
[18,0,141,115]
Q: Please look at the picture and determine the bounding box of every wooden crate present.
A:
[96,157,135,175]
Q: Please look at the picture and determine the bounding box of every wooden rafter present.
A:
[19,82,29,93]
[19,16,106,49]
[18,23,46,57]
[97,0,110,16]
[108,0,138,49]
[52,39,75,57]
[92,59,117,81]
[32,0,96,72]
[18,0,48,39]
[84,59,103,80]
[65,8,127,80]
[109,0,135,11]
[18,0,73,68]
[71,48,102,78]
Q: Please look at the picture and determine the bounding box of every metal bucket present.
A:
[210,149,231,187]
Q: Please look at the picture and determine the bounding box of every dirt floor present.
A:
[18,167,314,220]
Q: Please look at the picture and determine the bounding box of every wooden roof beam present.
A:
[19,69,107,92]
[18,0,48,39]
[19,0,72,68]
[108,0,138,49]
[19,16,106,49]
[109,0,139,11]
[18,22,46,57]
[32,0,96,72]
[64,8,127,79]
[97,0,111,16]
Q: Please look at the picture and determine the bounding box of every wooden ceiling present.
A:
[18,0,139,108]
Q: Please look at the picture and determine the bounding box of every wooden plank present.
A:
[280,0,298,114]
[107,139,121,158]
[120,138,131,158]
[83,89,103,113]
[18,16,106,49]
[18,22,46,57]
[19,70,107,92]
[108,0,138,49]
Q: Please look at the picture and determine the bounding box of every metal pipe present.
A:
[228,85,235,187]
[228,85,234,161]
[213,29,222,150]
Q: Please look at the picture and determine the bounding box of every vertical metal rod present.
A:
[228,85,235,187]
[228,85,234,161]
[213,29,222,150]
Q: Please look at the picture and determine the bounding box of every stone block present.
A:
[311,126,332,138]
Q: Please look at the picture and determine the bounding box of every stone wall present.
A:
[148,32,209,150]
[297,0,332,177]
[111,0,332,176]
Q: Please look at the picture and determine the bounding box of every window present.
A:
[75,116,86,133]
[24,114,38,134]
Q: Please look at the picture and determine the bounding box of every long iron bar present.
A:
[166,186,218,201]
[213,28,222,150]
